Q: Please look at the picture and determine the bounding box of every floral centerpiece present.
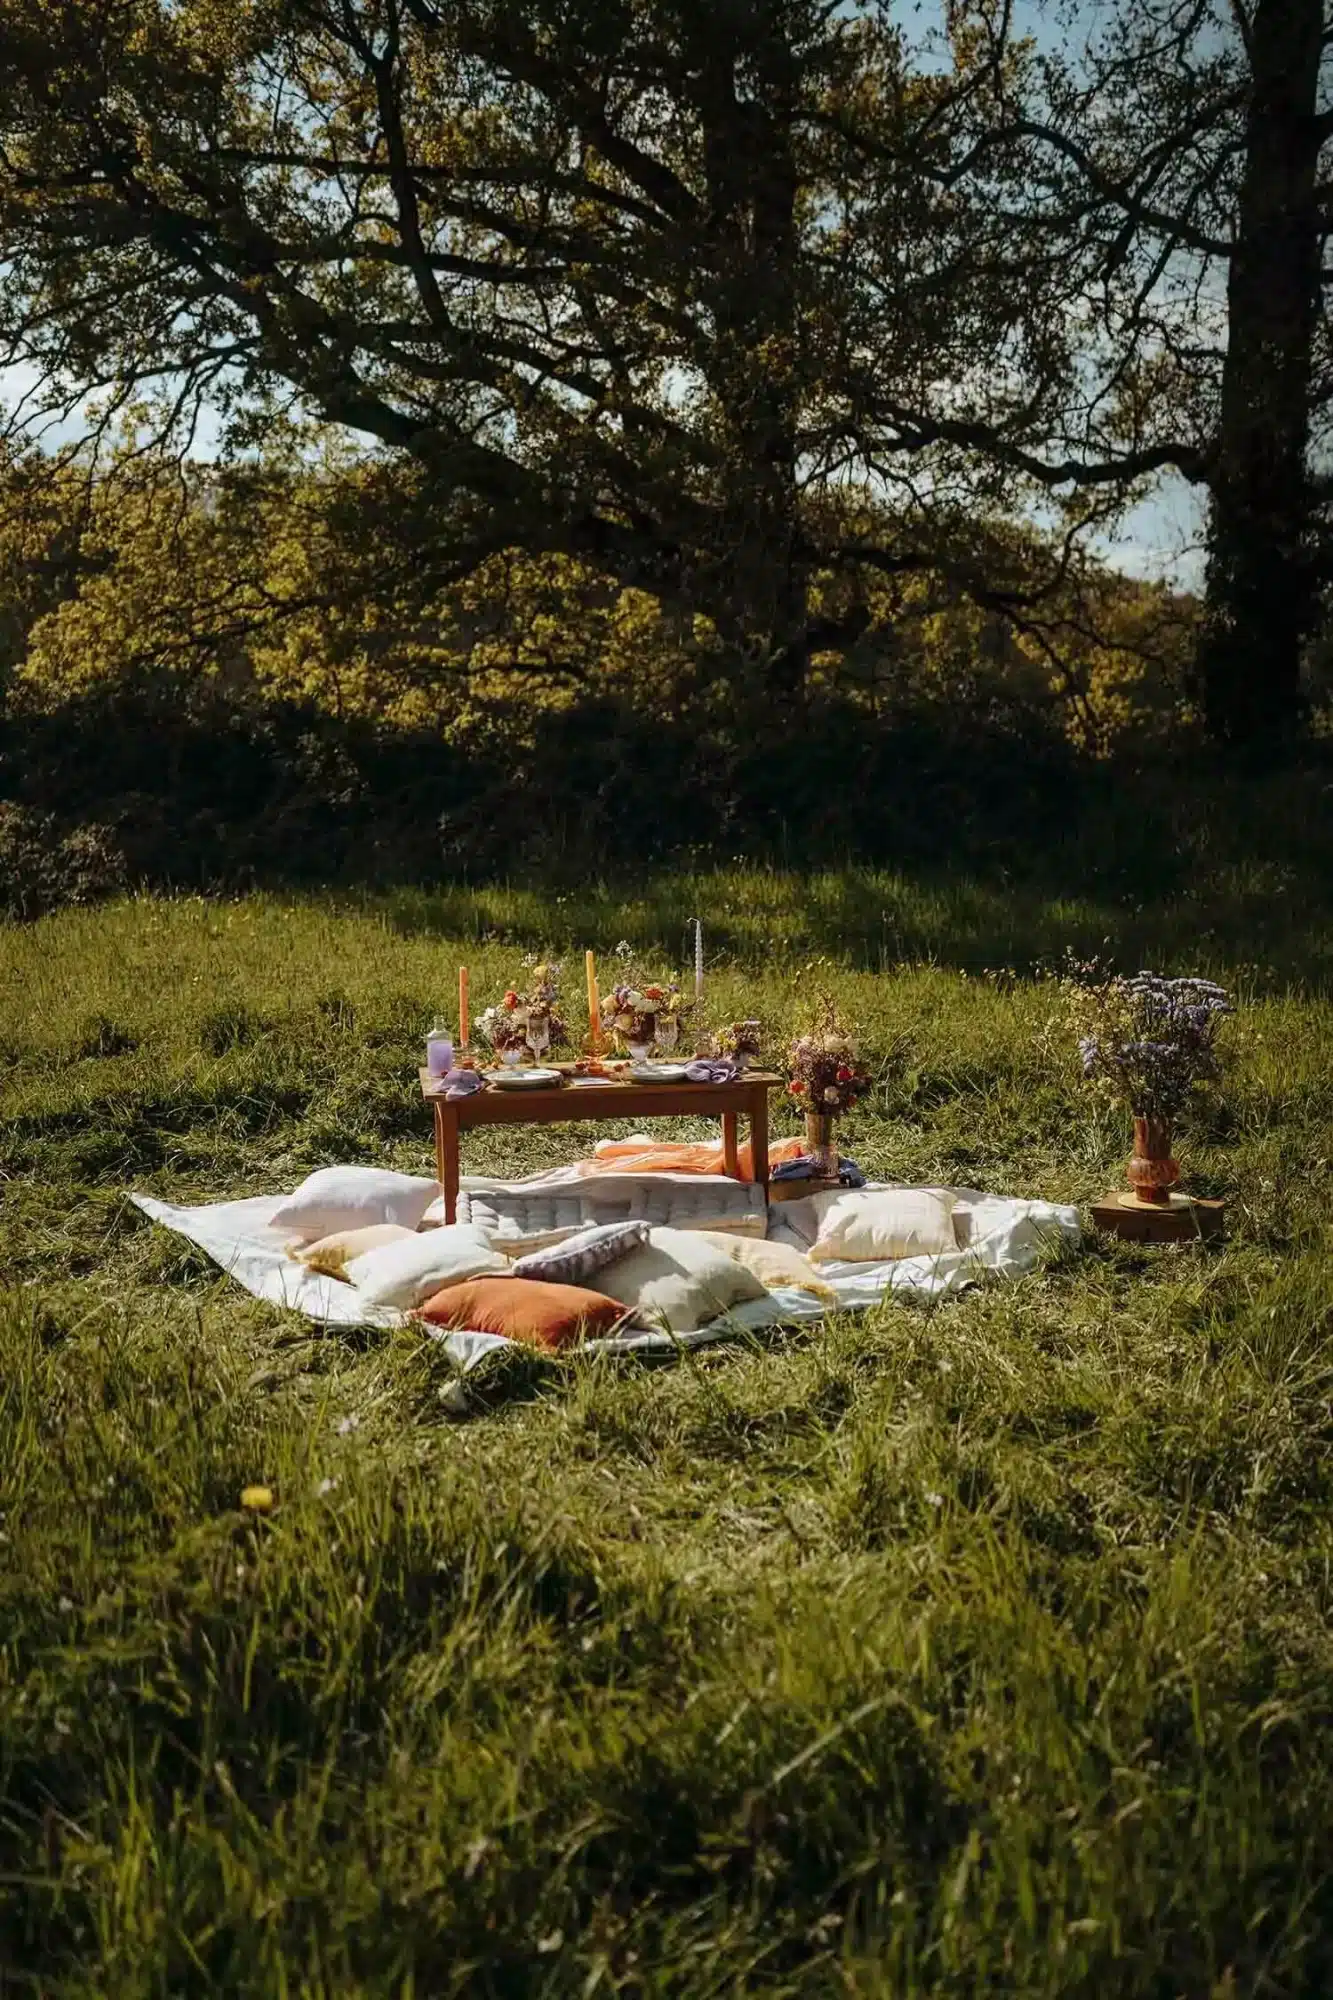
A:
[476,960,568,1065]
[1060,956,1232,1205]
[602,944,692,1056]
[474,1000,526,1056]
[787,996,872,1171]
[713,1019,764,1070]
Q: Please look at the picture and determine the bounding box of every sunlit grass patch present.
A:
[3,887,1333,1992]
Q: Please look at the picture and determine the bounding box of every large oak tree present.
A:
[0,0,1178,705]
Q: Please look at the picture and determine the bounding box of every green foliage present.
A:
[0,441,1200,756]
[0,0,1328,742]
[4,890,1333,1990]
[0,0,1207,705]
[0,801,127,921]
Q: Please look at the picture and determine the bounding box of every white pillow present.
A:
[806,1187,957,1264]
[295,1223,417,1277]
[695,1231,839,1303]
[344,1225,509,1309]
[596,1226,768,1333]
[270,1167,438,1245]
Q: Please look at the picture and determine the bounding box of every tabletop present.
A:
[418,1064,783,1123]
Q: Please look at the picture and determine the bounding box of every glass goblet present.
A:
[526,1016,551,1063]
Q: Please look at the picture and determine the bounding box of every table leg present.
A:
[748,1087,770,1188]
[441,1106,461,1225]
[721,1110,741,1180]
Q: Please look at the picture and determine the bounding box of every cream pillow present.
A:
[296,1223,416,1278]
[270,1166,438,1244]
[806,1187,957,1264]
[695,1232,838,1303]
[345,1225,509,1309]
[596,1226,768,1333]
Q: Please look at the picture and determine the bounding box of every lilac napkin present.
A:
[439,1068,484,1100]
[684,1057,739,1083]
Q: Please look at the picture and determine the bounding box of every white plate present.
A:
[487,1067,563,1090]
[629,1061,690,1083]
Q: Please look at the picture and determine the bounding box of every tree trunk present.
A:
[1200,0,1324,750]
[695,8,807,705]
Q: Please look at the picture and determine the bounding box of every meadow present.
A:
[3,873,1333,1996]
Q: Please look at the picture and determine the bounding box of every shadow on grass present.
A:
[7,676,1333,981]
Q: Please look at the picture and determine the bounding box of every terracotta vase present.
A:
[805,1111,839,1176]
[1127,1114,1179,1205]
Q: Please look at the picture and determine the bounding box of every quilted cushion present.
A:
[459,1172,767,1251]
[344,1225,509,1309]
[270,1166,438,1244]
[806,1187,957,1264]
[594,1226,769,1333]
[416,1276,630,1350]
[510,1219,651,1284]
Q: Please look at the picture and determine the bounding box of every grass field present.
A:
[4,876,1333,1996]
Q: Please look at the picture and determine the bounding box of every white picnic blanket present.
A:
[130,1173,1079,1376]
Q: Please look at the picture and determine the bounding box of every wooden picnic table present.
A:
[419,1064,784,1224]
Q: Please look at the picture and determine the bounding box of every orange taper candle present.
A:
[458,964,469,1049]
[585,949,601,1051]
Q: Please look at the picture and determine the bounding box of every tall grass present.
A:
[3,886,1333,1994]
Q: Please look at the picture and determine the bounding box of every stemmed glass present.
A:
[526,1012,551,1065]
[655,1014,679,1054]
[626,1015,655,1064]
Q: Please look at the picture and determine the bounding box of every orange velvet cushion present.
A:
[416,1275,630,1350]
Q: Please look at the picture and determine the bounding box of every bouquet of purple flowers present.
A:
[1062,956,1232,1119]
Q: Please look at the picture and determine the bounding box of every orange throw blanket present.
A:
[576,1135,806,1180]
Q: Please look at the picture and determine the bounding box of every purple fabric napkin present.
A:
[684,1057,740,1083]
[439,1068,484,1100]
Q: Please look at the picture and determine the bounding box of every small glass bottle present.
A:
[426,1020,455,1077]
